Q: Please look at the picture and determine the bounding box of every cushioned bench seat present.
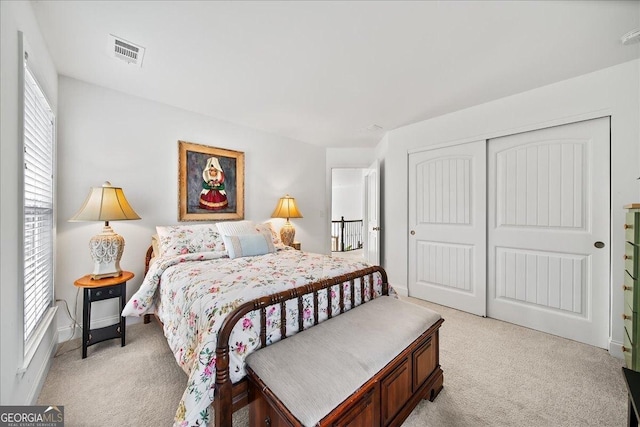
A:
[245,296,443,426]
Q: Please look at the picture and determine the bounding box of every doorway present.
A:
[331,162,380,265]
[331,168,365,262]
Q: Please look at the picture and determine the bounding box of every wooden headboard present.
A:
[144,245,154,276]
[142,245,156,325]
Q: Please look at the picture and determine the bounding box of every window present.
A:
[23,55,55,348]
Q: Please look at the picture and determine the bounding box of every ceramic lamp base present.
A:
[89,225,124,279]
[280,221,296,247]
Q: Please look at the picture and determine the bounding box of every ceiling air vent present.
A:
[107,34,145,67]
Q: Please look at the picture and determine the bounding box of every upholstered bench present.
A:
[245,296,444,427]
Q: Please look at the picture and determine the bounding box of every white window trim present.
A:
[18,307,57,374]
[18,31,57,371]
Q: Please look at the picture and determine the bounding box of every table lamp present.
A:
[271,194,303,247]
[69,181,141,279]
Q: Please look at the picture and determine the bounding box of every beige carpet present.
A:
[38,298,627,426]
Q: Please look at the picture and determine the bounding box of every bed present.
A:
[121,221,390,427]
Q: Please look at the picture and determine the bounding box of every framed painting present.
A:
[178,140,245,221]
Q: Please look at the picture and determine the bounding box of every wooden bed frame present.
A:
[142,246,390,427]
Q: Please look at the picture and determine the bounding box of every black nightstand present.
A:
[74,271,133,358]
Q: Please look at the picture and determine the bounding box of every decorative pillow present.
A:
[156,224,225,257]
[222,233,275,259]
[215,220,288,255]
[255,221,284,246]
[151,233,161,257]
[216,220,257,237]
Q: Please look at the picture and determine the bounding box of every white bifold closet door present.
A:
[408,117,610,347]
[408,140,487,317]
[487,117,610,348]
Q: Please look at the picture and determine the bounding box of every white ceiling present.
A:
[32,1,640,148]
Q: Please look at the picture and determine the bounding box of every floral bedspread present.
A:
[122,248,388,427]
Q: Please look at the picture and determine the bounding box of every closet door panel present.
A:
[488,117,610,348]
[408,140,486,316]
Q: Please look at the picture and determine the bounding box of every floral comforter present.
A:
[121,248,387,427]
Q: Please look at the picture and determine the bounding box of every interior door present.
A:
[408,141,487,316]
[487,117,610,348]
[364,160,380,265]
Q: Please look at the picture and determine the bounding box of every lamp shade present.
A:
[271,194,303,220]
[69,182,141,222]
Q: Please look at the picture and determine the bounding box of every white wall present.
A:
[1,1,59,405]
[55,76,327,337]
[377,59,640,356]
[331,169,364,221]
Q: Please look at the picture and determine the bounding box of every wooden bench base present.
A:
[247,319,443,427]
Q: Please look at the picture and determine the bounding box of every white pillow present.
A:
[216,220,257,236]
[156,224,225,256]
[222,233,275,259]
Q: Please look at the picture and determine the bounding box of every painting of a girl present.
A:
[199,157,228,210]
[179,140,244,221]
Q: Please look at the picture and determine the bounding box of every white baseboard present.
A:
[57,314,145,343]
[391,283,408,297]
[57,314,121,342]
[609,338,624,360]
[56,324,82,342]
[26,330,58,405]
[57,321,81,342]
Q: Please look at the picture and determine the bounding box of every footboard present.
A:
[214,265,389,427]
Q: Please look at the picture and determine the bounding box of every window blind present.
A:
[23,62,55,345]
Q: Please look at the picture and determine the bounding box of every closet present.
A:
[408,117,610,348]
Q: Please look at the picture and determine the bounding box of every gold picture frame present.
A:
[178,140,245,221]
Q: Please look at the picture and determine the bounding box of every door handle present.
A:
[410,230,415,235]
[373,227,381,231]
[594,241,605,249]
